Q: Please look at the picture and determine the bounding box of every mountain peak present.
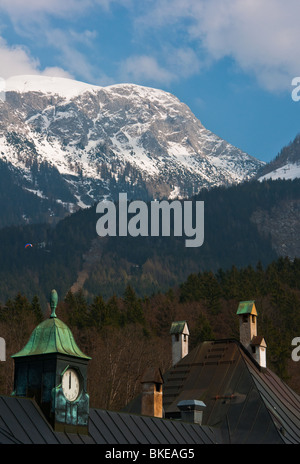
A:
[5,74,100,100]
[1,74,264,213]
[5,74,172,102]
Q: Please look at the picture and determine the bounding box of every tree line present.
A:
[1,255,300,410]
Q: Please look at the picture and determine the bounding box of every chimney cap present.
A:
[177,400,206,411]
[170,321,189,335]
[236,301,257,316]
[251,335,267,347]
[141,367,163,385]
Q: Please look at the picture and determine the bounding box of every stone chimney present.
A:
[170,321,189,366]
[177,400,206,425]
[141,367,164,418]
[237,301,267,368]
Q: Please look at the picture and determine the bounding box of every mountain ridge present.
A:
[258,133,300,181]
[0,74,264,219]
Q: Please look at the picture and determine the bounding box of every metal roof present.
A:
[251,335,267,347]
[162,339,300,444]
[0,395,219,444]
[236,300,257,316]
[12,289,90,360]
[141,367,164,385]
[170,321,189,335]
[11,317,90,360]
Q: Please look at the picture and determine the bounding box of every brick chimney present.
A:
[170,321,189,366]
[141,367,164,418]
[237,301,267,368]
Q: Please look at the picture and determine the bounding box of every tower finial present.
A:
[50,289,58,318]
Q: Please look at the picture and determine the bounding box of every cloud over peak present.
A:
[0,0,299,92]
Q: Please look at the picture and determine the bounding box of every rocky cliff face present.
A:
[0,75,264,213]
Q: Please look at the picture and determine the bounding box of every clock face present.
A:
[62,368,80,402]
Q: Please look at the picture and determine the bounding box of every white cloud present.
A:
[3,0,299,92]
[0,0,129,20]
[44,28,113,85]
[164,47,202,79]
[120,55,174,85]
[0,37,71,79]
[134,0,300,92]
[0,0,91,19]
[42,67,73,79]
[119,47,202,86]
[0,1,116,85]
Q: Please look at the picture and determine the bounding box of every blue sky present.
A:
[0,0,300,163]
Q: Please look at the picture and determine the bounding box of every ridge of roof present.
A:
[161,338,300,443]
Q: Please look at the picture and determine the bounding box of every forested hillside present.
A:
[1,256,300,411]
[0,178,299,305]
[0,159,67,228]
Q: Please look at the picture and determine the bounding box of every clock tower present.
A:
[11,290,91,434]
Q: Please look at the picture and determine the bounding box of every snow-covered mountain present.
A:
[0,74,264,213]
[258,133,300,182]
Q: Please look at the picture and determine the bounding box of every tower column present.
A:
[237,300,267,368]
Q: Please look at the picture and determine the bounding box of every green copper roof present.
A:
[236,300,257,316]
[12,289,90,360]
[12,318,90,359]
[170,321,189,335]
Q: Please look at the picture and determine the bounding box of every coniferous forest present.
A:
[0,255,300,411]
[0,177,299,306]
[0,177,300,410]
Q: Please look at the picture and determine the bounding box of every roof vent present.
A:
[177,400,206,425]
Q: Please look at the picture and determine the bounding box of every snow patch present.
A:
[169,186,181,199]
[6,75,99,100]
[258,163,300,181]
